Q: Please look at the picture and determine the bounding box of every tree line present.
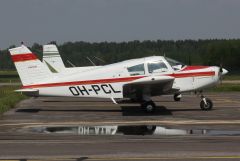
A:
[0,39,240,73]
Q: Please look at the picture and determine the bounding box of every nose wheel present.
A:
[199,93,213,111]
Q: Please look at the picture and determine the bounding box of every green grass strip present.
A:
[207,83,240,92]
[0,86,27,114]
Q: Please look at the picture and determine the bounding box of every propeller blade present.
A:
[219,63,223,73]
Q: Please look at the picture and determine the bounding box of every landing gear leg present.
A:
[199,91,213,111]
[174,93,182,101]
[141,95,156,113]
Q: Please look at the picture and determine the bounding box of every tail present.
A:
[43,44,65,73]
[9,45,52,86]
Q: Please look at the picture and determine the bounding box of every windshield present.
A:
[148,61,168,73]
[165,57,185,71]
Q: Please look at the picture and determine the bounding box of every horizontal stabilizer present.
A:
[15,89,39,97]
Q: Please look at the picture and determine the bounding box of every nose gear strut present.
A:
[199,91,213,111]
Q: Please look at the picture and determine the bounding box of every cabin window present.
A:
[148,61,168,73]
[127,64,145,76]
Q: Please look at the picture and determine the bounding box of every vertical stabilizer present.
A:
[43,44,65,72]
[9,45,52,86]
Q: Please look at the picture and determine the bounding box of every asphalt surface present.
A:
[0,92,240,161]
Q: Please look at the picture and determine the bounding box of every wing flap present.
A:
[123,75,178,98]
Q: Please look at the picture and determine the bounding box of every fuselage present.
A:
[22,56,225,99]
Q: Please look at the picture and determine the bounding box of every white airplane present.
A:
[43,44,183,102]
[9,45,228,113]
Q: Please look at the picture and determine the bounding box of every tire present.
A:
[141,101,156,113]
[174,93,181,102]
[200,98,213,111]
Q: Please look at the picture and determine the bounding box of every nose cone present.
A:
[221,68,228,75]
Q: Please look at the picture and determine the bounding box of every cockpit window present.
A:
[127,64,145,76]
[165,57,185,71]
[148,61,168,73]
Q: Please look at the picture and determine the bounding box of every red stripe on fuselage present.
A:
[181,66,209,71]
[23,76,145,89]
[169,71,215,78]
[22,71,215,89]
[11,53,37,62]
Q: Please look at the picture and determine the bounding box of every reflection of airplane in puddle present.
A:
[42,125,240,136]
[9,45,228,113]
[43,125,188,136]
[44,126,118,135]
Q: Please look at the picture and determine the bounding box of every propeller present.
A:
[219,63,223,73]
[218,63,223,84]
[218,63,228,84]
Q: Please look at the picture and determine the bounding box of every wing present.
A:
[123,75,179,98]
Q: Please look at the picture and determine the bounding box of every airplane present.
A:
[43,44,183,102]
[9,45,228,113]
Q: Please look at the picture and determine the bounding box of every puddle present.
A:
[29,125,240,136]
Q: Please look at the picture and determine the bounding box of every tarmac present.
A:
[0,92,240,161]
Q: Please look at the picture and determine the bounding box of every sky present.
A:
[0,0,240,48]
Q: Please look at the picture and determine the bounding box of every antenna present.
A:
[94,56,106,64]
[86,57,96,66]
[67,60,76,67]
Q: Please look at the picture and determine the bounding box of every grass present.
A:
[0,70,18,75]
[0,70,20,83]
[223,75,240,80]
[0,86,27,114]
[207,83,240,92]
[0,78,20,83]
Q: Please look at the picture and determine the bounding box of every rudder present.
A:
[9,45,52,86]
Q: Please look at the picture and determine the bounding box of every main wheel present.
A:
[200,98,213,111]
[141,101,156,113]
[174,93,181,101]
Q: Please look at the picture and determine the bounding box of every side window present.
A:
[127,64,145,76]
[148,61,168,73]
